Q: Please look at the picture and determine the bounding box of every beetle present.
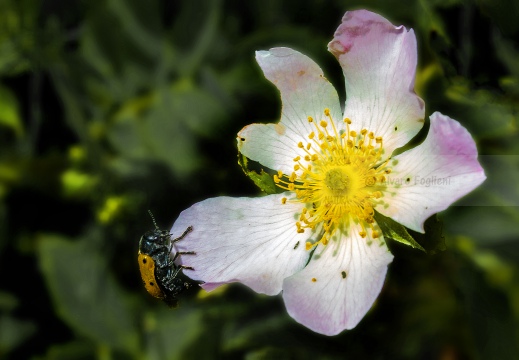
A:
[138,211,196,307]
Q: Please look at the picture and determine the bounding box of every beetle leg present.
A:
[171,265,194,279]
[170,226,193,243]
[172,251,196,262]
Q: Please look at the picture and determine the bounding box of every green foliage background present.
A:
[1,0,518,359]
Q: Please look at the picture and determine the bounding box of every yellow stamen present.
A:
[274,112,391,246]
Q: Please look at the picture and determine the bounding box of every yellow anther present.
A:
[311,277,317,282]
[274,109,391,255]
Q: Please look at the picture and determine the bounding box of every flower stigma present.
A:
[273,109,391,250]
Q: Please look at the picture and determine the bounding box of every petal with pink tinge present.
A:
[238,47,342,175]
[282,223,393,335]
[170,193,310,296]
[377,112,486,232]
[328,10,425,156]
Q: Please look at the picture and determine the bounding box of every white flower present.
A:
[170,10,486,335]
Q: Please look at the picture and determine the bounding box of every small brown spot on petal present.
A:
[274,123,286,135]
[297,70,305,76]
[311,278,317,282]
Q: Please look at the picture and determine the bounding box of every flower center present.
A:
[324,168,350,193]
[274,108,391,250]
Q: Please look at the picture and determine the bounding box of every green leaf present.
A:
[41,340,97,360]
[454,243,519,360]
[143,305,216,360]
[0,0,37,76]
[0,84,23,136]
[374,212,426,252]
[37,233,139,354]
[0,314,36,355]
[237,152,278,195]
[444,80,517,140]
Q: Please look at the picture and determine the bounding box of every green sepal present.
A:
[237,152,279,195]
[374,211,426,252]
[375,212,447,254]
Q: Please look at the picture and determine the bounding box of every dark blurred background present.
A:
[0,0,518,359]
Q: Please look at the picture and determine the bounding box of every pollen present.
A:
[274,108,391,247]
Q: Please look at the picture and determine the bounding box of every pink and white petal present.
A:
[328,10,425,156]
[378,112,486,232]
[238,47,342,174]
[237,123,306,176]
[170,193,310,296]
[282,223,393,335]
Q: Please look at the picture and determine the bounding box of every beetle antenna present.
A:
[148,210,159,230]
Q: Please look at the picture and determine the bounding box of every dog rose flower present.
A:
[170,10,486,335]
